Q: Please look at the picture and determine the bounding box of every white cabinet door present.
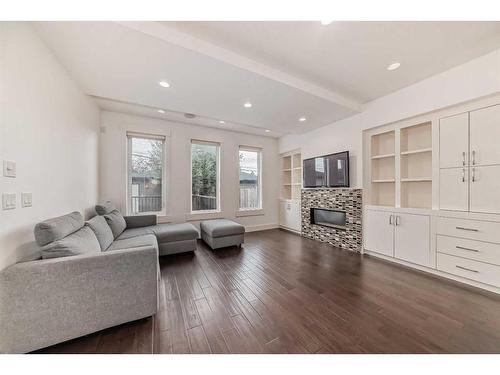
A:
[439,168,468,211]
[279,200,301,232]
[470,165,500,214]
[279,200,288,227]
[439,113,469,168]
[394,213,430,267]
[364,210,394,257]
[470,104,500,166]
[288,200,301,232]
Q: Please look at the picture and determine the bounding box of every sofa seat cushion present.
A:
[200,219,245,238]
[86,215,114,251]
[108,234,158,252]
[41,226,101,259]
[117,223,198,244]
[104,210,127,239]
[34,211,84,246]
[117,226,155,240]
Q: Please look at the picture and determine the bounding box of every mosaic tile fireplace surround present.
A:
[301,188,363,253]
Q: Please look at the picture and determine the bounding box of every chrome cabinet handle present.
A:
[472,167,476,182]
[456,265,479,273]
[395,216,401,226]
[462,168,465,182]
[462,151,466,166]
[456,246,479,252]
[389,215,393,225]
[456,226,479,232]
[472,150,476,165]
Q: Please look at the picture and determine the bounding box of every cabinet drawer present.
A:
[437,235,500,266]
[437,253,500,288]
[437,217,500,244]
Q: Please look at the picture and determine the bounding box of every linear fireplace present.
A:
[310,208,346,230]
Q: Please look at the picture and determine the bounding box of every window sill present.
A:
[185,211,224,221]
[235,209,265,217]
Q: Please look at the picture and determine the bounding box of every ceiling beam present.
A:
[116,21,363,113]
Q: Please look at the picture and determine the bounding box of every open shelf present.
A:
[401,180,432,209]
[401,148,432,155]
[371,153,395,160]
[401,177,432,182]
[400,122,432,153]
[281,151,302,201]
[371,131,395,156]
[371,182,395,207]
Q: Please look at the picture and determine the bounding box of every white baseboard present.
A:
[245,223,279,232]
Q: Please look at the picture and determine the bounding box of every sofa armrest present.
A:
[0,245,159,353]
[124,215,157,228]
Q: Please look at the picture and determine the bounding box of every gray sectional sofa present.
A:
[0,203,199,353]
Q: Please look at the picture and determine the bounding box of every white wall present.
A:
[99,111,280,231]
[0,23,100,271]
[280,49,500,188]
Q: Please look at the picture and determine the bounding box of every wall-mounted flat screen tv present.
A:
[303,151,349,188]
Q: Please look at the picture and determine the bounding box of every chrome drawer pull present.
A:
[456,265,479,273]
[456,246,479,252]
[456,226,479,232]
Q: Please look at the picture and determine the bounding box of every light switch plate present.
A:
[2,193,16,210]
[21,192,32,208]
[3,160,16,178]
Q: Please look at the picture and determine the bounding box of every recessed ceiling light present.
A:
[265,129,270,133]
[158,80,170,88]
[244,102,252,108]
[157,109,165,114]
[320,20,333,25]
[299,117,307,122]
[219,120,225,124]
[387,62,401,71]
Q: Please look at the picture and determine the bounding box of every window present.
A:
[239,146,262,210]
[127,132,165,215]
[191,140,220,212]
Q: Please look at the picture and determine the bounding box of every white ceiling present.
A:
[166,21,500,102]
[34,21,358,137]
[34,21,500,136]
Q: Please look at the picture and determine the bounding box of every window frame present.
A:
[238,146,263,211]
[190,139,221,214]
[126,132,167,216]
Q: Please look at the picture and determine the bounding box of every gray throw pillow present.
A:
[86,215,114,251]
[34,211,84,246]
[104,210,127,239]
[41,226,101,259]
[95,201,116,215]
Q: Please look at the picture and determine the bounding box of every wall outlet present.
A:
[21,192,32,208]
[2,193,16,210]
[3,160,16,178]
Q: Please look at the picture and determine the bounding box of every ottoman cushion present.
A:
[153,223,199,243]
[200,219,245,238]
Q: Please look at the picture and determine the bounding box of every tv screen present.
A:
[303,151,349,188]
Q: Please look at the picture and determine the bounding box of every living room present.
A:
[1,1,500,372]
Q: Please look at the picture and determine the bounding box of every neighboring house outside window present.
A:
[191,140,220,212]
[127,132,166,215]
[239,146,262,210]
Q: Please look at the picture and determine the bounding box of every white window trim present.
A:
[190,139,221,214]
[237,145,263,212]
[126,132,167,216]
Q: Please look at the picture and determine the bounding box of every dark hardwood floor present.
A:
[34,229,500,354]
